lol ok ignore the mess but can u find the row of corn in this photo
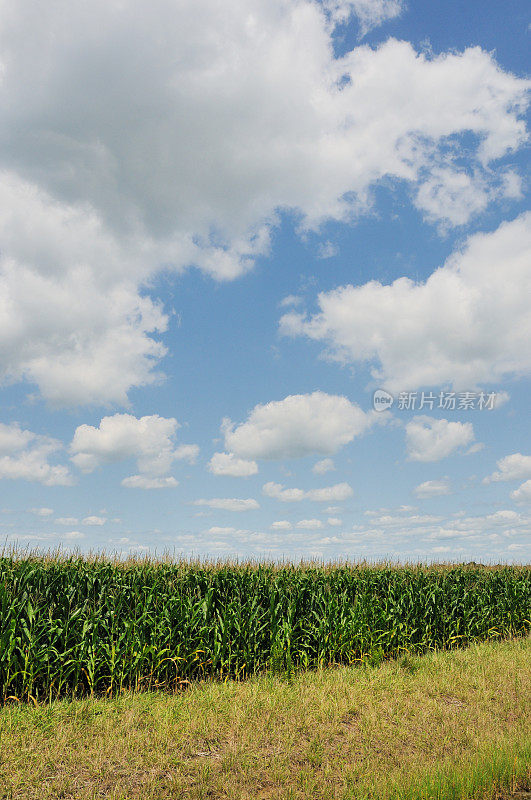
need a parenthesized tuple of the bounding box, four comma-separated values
(0, 556, 529, 702)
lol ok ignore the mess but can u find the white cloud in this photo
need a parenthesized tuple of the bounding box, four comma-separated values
(281, 214, 531, 391)
(323, 0, 405, 34)
(208, 452, 258, 477)
(327, 517, 343, 526)
(0, 174, 168, 407)
(207, 526, 237, 535)
(511, 480, 531, 504)
(194, 497, 260, 512)
(486, 510, 520, 524)
(279, 295, 303, 309)
(223, 392, 375, 460)
(270, 520, 293, 530)
(70, 414, 193, 486)
(0, 2, 527, 405)
(0, 422, 73, 486)
(174, 445, 200, 464)
(406, 417, 475, 462)
(263, 481, 353, 502)
(313, 458, 335, 475)
(414, 479, 451, 498)
(82, 515, 106, 526)
(413, 167, 520, 230)
(296, 519, 324, 529)
(316, 241, 339, 259)
(63, 531, 85, 540)
(29, 507, 53, 517)
(121, 475, 179, 489)
(0, 424, 35, 455)
(485, 453, 531, 483)
(466, 443, 485, 455)
(55, 517, 79, 526)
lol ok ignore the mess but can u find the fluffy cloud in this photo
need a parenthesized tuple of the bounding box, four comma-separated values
(511, 480, 531, 504)
(70, 414, 195, 486)
(323, 0, 405, 34)
(122, 475, 178, 489)
(207, 526, 237, 535)
(263, 481, 353, 502)
(313, 458, 335, 475)
(82, 516, 106, 526)
(29, 507, 54, 517)
(296, 519, 324, 529)
(0, 422, 73, 486)
(270, 520, 293, 530)
(223, 392, 375, 460)
(194, 497, 260, 512)
(406, 417, 475, 462)
(0, 1, 528, 405)
(485, 453, 531, 483)
(0, 174, 169, 406)
(208, 452, 258, 477)
(414, 479, 451, 498)
(327, 517, 343, 526)
(281, 214, 531, 391)
(174, 445, 200, 464)
(63, 531, 85, 540)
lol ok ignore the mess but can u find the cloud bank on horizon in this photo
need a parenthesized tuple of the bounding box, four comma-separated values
(0, 0, 529, 562)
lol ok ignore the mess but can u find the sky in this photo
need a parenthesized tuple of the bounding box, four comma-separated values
(0, 0, 530, 563)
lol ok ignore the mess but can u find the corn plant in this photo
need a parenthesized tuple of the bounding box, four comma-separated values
(0, 555, 529, 702)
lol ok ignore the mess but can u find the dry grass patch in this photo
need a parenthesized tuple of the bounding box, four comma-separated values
(0, 637, 529, 800)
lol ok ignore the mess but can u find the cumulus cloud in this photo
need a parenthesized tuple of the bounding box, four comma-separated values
(323, 0, 405, 34)
(485, 453, 531, 483)
(414, 479, 451, 498)
(174, 445, 200, 464)
(63, 531, 85, 540)
(0, 174, 169, 406)
(0, 422, 73, 486)
(0, 1, 527, 405)
(82, 516, 106, 526)
(194, 497, 260, 512)
(270, 520, 293, 530)
(313, 458, 335, 475)
(296, 519, 324, 529)
(406, 417, 475, 462)
(511, 480, 531, 504)
(207, 526, 237, 535)
(121, 475, 179, 489)
(281, 214, 531, 391)
(70, 414, 195, 486)
(327, 517, 343, 526)
(223, 392, 375, 460)
(29, 507, 54, 517)
(263, 481, 353, 502)
(208, 452, 258, 477)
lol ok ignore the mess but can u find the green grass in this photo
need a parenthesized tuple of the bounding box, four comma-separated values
(1, 554, 529, 702)
(0, 637, 529, 799)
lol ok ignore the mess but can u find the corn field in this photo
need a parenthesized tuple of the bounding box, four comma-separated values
(0, 555, 529, 702)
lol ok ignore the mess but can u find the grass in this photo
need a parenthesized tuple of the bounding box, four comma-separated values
(0, 636, 529, 799)
(1, 553, 529, 701)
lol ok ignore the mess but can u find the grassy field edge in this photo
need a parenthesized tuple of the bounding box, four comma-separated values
(1, 636, 530, 799)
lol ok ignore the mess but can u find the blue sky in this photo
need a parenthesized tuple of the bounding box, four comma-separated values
(0, 0, 529, 562)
